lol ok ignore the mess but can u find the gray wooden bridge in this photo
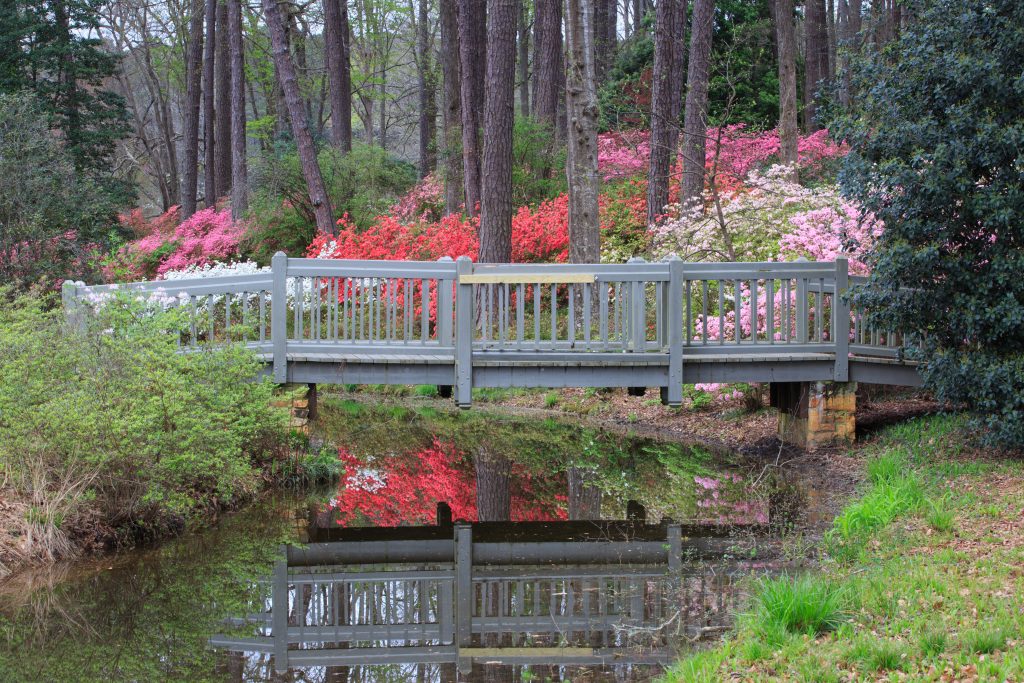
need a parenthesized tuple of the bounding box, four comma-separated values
(209, 520, 743, 676)
(64, 252, 920, 407)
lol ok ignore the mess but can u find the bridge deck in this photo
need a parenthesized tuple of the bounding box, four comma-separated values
(64, 253, 920, 406)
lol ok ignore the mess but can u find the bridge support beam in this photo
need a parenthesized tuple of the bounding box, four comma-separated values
(771, 381, 857, 449)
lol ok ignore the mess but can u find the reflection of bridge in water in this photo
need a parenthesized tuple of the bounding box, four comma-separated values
(211, 518, 750, 680)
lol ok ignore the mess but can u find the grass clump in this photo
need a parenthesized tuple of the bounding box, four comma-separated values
(845, 637, 908, 672)
(962, 628, 1007, 654)
(749, 575, 847, 638)
(924, 496, 956, 532)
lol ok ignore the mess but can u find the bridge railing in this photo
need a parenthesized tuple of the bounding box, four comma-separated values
(64, 254, 908, 395)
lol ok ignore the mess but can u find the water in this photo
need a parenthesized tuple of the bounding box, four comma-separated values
(0, 398, 805, 682)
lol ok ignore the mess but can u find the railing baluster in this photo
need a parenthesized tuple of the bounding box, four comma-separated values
(516, 283, 525, 349)
(599, 281, 609, 350)
(583, 282, 591, 350)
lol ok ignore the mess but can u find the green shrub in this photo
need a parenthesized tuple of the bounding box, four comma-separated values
(749, 575, 847, 638)
(244, 143, 417, 261)
(0, 293, 286, 558)
(833, 0, 1024, 447)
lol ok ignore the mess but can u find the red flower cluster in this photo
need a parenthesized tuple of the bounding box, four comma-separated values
(328, 439, 567, 526)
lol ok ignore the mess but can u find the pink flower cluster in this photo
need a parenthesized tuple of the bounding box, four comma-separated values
(106, 206, 247, 281)
(780, 204, 883, 275)
(693, 474, 768, 525)
(391, 173, 446, 222)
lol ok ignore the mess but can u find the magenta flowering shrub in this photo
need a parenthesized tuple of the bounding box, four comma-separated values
(596, 125, 847, 189)
(105, 206, 247, 281)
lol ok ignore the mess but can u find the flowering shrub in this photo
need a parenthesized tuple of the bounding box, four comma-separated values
(105, 206, 247, 281)
(391, 173, 446, 222)
(596, 126, 847, 193)
(653, 165, 882, 268)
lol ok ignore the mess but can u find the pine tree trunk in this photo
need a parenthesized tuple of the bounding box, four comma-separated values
(203, 0, 217, 205)
(215, 0, 232, 194)
(228, 0, 248, 219)
(181, 0, 205, 220)
(679, 0, 715, 208)
(474, 449, 511, 521)
(458, 0, 485, 215)
(416, 0, 436, 177)
(531, 0, 562, 128)
(440, 0, 464, 215)
(775, 0, 798, 176)
(478, 0, 517, 264)
(517, 0, 530, 115)
(804, 0, 829, 131)
(264, 0, 335, 235)
(323, 0, 353, 152)
(646, 0, 686, 225)
(567, 467, 602, 519)
(564, 0, 600, 265)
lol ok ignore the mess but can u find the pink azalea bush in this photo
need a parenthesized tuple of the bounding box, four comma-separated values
(105, 206, 247, 281)
(596, 125, 847, 191)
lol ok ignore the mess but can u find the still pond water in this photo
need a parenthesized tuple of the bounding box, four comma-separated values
(0, 399, 809, 682)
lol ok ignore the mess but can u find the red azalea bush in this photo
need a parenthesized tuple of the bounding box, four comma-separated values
(104, 205, 248, 281)
(327, 439, 567, 526)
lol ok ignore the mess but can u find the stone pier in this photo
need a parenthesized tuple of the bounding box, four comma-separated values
(770, 381, 857, 448)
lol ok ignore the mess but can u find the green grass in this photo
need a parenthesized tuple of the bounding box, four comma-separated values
(924, 496, 956, 532)
(412, 384, 439, 397)
(544, 391, 560, 408)
(663, 414, 1024, 682)
(748, 575, 847, 639)
(962, 628, 1007, 654)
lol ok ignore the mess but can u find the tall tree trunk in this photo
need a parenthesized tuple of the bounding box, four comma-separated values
(475, 449, 511, 521)
(803, 0, 829, 131)
(440, 0, 464, 214)
(323, 0, 353, 151)
(531, 0, 562, 128)
(594, 0, 617, 81)
(564, 0, 600, 264)
(215, 0, 232, 194)
(203, 0, 217, 205)
(679, 0, 714, 208)
(478, 0, 517, 263)
(228, 0, 248, 218)
(826, 0, 837, 81)
(416, 0, 437, 177)
(264, 0, 335, 235)
(774, 0, 798, 176)
(458, 0, 485, 215)
(646, 0, 686, 225)
(567, 467, 602, 519)
(517, 0, 530, 115)
(181, 0, 205, 220)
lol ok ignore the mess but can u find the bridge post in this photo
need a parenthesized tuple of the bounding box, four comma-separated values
(272, 552, 289, 672)
(436, 257, 455, 398)
(663, 254, 684, 406)
(61, 280, 84, 332)
(771, 381, 857, 448)
(271, 251, 288, 383)
(834, 256, 850, 382)
(454, 523, 473, 651)
(454, 256, 474, 408)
